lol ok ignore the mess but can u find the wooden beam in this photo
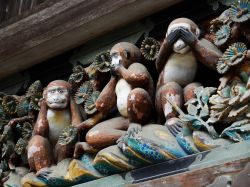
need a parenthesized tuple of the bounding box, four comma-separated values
(75, 141, 250, 187)
(0, 0, 182, 80)
(129, 158, 249, 187)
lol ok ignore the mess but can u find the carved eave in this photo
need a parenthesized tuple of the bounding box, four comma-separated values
(0, 0, 182, 80)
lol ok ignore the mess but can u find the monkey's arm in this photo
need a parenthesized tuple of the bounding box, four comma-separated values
(155, 39, 173, 72)
(155, 29, 180, 72)
(33, 100, 49, 137)
(76, 77, 117, 132)
(70, 97, 82, 126)
(7, 116, 34, 127)
(116, 63, 150, 87)
(180, 28, 221, 70)
(76, 111, 105, 131)
(95, 76, 117, 114)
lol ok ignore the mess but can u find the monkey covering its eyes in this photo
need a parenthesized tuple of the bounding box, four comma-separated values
(155, 18, 223, 124)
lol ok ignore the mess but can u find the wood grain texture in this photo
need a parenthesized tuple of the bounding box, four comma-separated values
(129, 158, 250, 187)
(0, 0, 182, 80)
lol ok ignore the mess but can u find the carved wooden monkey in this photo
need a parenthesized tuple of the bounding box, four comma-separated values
(74, 42, 154, 156)
(27, 80, 82, 171)
(155, 18, 222, 123)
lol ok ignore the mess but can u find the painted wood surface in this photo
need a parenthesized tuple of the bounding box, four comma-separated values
(74, 141, 250, 187)
(0, 0, 182, 80)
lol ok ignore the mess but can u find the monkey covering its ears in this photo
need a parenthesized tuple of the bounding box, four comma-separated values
(27, 80, 82, 171)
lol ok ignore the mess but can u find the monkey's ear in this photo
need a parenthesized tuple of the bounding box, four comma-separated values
(123, 49, 130, 59)
(195, 28, 200, 37)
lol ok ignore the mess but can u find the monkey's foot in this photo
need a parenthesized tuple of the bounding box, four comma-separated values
(74, 142, 99, 158)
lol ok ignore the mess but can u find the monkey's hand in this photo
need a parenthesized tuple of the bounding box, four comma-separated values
(180, 27, 197, 45)
(110, 62, 122, 77)
(126, 123, 142, 137)
(166, 28, 181, 46)
(76, 111, 105, 132)
(117, 123, 142, 150)
(110, 68, 118, 77)
(75, 120, 90, 132)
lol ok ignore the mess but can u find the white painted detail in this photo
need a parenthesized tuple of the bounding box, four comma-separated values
(88, 130, 99, 137)
(111, 55, 122, 66)
(115, 79, 132, 117)
(129, 94, 135, 101)
(167, 23, 191, 36)
(164, 94, 178, 117)
(28, 145, 40, 159)
(47, 109, 71, 146)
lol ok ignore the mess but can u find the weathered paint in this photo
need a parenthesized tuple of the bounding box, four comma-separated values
(73, 141, 250, 187)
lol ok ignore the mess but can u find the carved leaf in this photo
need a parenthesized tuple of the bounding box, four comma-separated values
(240, 89, 250, 103)
(209, 94, 230, 105)
(192, 120, 202, 130)
(179, 114, 196, 122)
(218, 86, 231, 98)
(201, 88, 211, 104)
(207, 117, 219, 124)
(194, 86, 203, 98)
(185, 98, 198, 106)
(211, 103, 227, 110)
(245, 109, 250, 118)
(228, 105, 248, 119)
(238, 123, 250, 132)
(208, 87, 217, 94)
(230, 119, 250, 128)
(187, 103, 198, 116)
(221, 120, 250, 141)
(199, 104, 209, 118)
(221, 131, 244, 141)
(229, 95, 240, 105)
(219, 106, 232, 119)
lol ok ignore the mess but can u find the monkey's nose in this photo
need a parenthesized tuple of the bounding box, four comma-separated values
(53, 98, 59, 102)
(111, 58, 121, 66)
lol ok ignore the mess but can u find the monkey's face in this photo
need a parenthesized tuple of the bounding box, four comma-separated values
(46, 86, 70, 109)
(110, 51, 122, 67)
(167, 23, 199, 54)
(110, 50, 131, 69)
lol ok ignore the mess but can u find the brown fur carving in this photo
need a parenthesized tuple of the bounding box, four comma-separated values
(27, 80, 82, 171)
(155, 18, 222, 123)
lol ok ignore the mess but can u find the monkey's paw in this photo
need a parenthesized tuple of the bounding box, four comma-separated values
(126, 123, 142, 137)
(167, 28, 181, 46)
(180, 27, 197, 45)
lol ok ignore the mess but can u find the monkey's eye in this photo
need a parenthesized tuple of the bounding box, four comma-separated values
(111, 52, 118, 58)
(58, 90, 64, 94)
(49, 90, 55, 93)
